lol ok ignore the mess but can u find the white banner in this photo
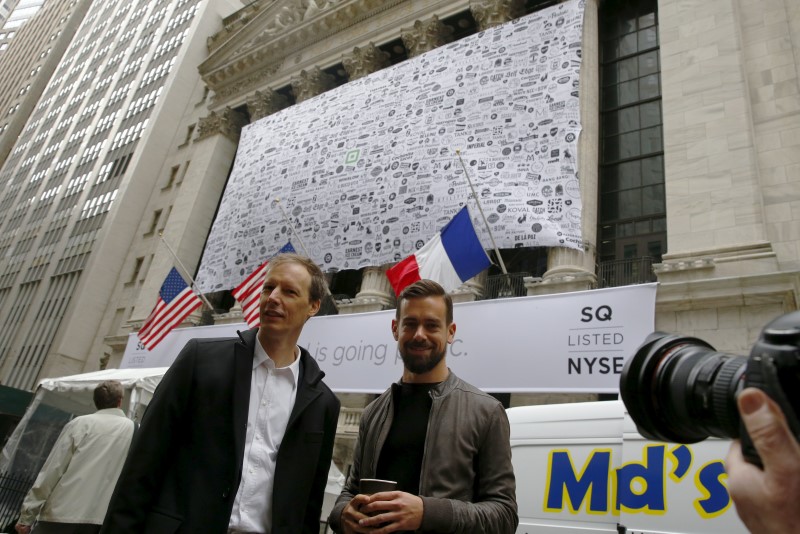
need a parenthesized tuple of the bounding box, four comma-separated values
(195, 0, 585, 292)
(122, 284, 657, 393)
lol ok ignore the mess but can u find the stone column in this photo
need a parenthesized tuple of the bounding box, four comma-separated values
(246, 89, 288, 122)
(342, 42, 391, 81)
(213, 301, 245, 325)
(654, 0, 781, 280)
(400, 16, 454, 58)
(164, 107, 248, 327)
(452, 271, 487, 303)
(195, 107, 248, 143)
(527, 0, 599, 296)
(290, 67, 336, 103)
(134, 107, 248, 330)
(470, 0, 525, 31)
(338, 265, 394, 314)
(199, 107, 247, 325)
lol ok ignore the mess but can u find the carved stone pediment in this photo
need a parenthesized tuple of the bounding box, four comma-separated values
(200, 0, 405, 105)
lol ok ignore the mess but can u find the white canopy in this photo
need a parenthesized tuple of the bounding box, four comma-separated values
(0, 367, 167, 475)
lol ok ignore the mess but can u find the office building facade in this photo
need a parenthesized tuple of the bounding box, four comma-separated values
(0, 0, 244, 388)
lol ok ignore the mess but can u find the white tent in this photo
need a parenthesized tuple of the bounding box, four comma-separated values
(0, 367, 167, 475)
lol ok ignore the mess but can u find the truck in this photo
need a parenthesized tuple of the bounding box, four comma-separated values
(508, 400, 748, 534)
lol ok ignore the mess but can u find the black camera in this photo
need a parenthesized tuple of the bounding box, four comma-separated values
(620, 310, 800, 466)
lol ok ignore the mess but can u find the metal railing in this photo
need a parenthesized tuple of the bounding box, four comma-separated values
(482, 273, 530, 300)
(0, 471, 34, 532)
(596, 257, 656, 288)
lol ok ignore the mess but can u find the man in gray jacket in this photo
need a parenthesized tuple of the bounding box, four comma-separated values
(329, 279, 517, 534)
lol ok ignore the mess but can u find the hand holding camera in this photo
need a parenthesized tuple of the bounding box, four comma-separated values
(620, 310, 800, 533)
(725, 387, 800, 534)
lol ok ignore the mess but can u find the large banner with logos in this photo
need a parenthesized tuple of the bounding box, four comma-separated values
(195, 0, 585, 292)
(121, 284, 656, 393)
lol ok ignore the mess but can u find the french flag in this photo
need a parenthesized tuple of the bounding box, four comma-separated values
(386, 206, 492, 295)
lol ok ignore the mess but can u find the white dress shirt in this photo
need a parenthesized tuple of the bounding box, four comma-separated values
(228, 342, 300, 534)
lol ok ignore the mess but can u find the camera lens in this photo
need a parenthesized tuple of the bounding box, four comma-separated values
(620, 332, 746, 443)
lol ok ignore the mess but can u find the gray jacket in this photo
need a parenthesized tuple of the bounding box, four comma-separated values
(329, 370, 518, 533)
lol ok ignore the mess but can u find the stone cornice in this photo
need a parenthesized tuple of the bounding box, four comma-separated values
(200, 0, 404, 101)
(207, 0, 270, 53)
(199, 0, 471, 108)
(655, 271, 800, 312)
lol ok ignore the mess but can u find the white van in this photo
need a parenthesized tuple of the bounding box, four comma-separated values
(507, 401, 747, 534)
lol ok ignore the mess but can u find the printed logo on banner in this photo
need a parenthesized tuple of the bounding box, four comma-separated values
(345, 149, 360, 165)
(565, 304, 626, 376)
(195, 0, 585, 291)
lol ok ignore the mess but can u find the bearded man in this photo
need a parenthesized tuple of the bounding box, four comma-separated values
(329, 279, 517, 534)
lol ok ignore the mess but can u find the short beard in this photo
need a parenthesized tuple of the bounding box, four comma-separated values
(400, 344, 446, 375)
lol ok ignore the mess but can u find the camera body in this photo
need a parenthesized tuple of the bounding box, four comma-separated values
(620, 310, 800, 466)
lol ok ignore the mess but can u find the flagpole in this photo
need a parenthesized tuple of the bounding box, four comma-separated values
(158, 233, 215, 311)
(272, 198, 312, 258)
(455, 149, 508, 275)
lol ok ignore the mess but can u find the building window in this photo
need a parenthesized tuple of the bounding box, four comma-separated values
(598, 0, 665, 266)
(129, 257, 144, 283)
(146, 209, 162, 235)
(164, 164, 179, 189)
(197, 85, 209, 106)
(182, 124, 195, 145)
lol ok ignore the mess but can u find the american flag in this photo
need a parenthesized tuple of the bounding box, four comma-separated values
(232, 241, 295, 328)
(138, 267, 203, 350)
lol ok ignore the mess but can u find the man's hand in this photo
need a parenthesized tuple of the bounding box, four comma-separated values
(14, 523, 31, 534)
(357, 491, 424, 533)
(340, 494, 374, 534)
(726, 387, 800, 534)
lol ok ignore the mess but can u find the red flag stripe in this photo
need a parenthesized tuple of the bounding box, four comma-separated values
(139, 288, 202, 349)
(233, 260, 269, 328)
(233, 262, 269, 297)
(139, 294, 200, 346)
(141, 290, 202, 343)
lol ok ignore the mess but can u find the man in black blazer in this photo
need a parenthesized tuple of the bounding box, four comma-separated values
(102, 253, 340, 534)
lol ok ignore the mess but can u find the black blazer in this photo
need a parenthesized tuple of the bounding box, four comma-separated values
(101, 328, 340, 534)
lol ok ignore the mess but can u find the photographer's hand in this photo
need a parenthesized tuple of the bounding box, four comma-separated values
(726, 387, 800, 534)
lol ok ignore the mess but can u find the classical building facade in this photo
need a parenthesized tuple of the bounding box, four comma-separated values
(0, 0, 797, 467)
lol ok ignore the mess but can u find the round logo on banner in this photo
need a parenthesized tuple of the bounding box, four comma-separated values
(564, 179, 581, 198)
(566, 208, 581, 224)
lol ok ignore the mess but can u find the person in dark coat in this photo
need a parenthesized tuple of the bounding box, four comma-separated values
(101, 253, 340, 534)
